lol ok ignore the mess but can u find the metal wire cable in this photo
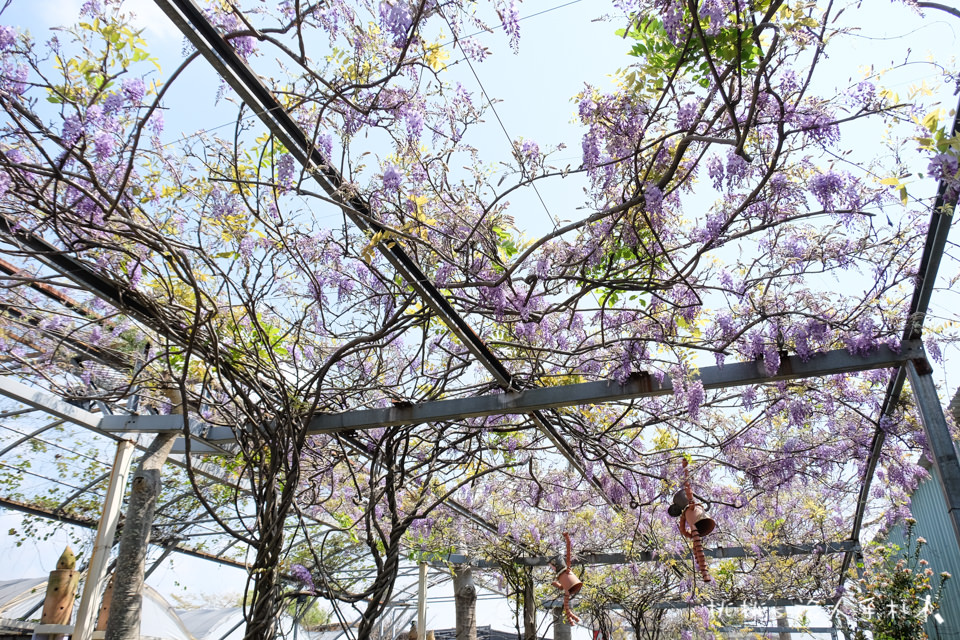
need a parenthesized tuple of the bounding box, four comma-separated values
(0, 460, 105, 495)
(438, 8, 560, 230)
(0, 422, 114, 466)
(146, 0, 586, 155)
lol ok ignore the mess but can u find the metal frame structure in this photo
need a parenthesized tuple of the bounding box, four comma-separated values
(144, 2, 960, 587)
(436, 541, 858, 569)
(99, 342, 924, 442)
(837, 94, 960, 580)
(1, 0, 960, 636)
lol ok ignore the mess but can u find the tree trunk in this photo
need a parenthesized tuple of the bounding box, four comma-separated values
(453, 565, 476, 640)
(522, 569, 536, 640)
(104, 431, 177, 640)
(105, 390, 181, 640)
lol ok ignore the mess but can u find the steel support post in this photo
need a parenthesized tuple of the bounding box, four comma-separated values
(905, 358, 960, 551)
(417, 562, 428, 640)
(73, 439, 136, 640)
(776, 606, 790, 640)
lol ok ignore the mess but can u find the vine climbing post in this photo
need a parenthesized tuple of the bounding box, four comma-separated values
(417, 561, 428, 640)
(39, 546, 80, 640)
(522, 568, 536, 640)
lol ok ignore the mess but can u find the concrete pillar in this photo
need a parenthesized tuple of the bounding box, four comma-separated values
(776, 607, 790, 640)
(553, 608, 571, 640)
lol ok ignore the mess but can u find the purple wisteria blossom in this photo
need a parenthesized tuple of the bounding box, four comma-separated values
(645, 184, 663, 214)
(459, 37, 488, 62)
(121, 78, 146, 104)
(380, 0, 412, 45)
(271, 157, 292, 193)
(382, 163, 402, 190)
(290, 564, 315, 593)
(725, 151, 749, 186)
(0, 26, 17, 50)
(809, 171, 844, 210)
(699, 0, 729, 34)
(928, 151, 959, 182)
(707, 155, 724, 189)
(660, 0, 687, 44)
(519, 138, 539, 161)
(677, 100, 698, 130)
(497, 0, 521, 52)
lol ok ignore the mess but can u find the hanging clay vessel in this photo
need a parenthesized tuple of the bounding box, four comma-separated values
(552, 567, 582, 597)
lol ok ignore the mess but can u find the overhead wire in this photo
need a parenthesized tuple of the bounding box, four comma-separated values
(0, 422, 115, 466)
(145, 0, 587, 155)
(438, 7, 560, 230)
(0, 460, 106, 495)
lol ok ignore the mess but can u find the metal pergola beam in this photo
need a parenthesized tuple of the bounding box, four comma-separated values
(714, 627, 836, 634)
(91, 413, 230, 454)
(306, 343, 919, 432)
(842, 95, 960, 580)
(0, 376, 101, 428)
(653, 598, 838, 610)
(99, 343, 920, 443)
(0, 375, 244, 490)
(540, 597, 839, 610)
(0, 375, 274, 568)
(437, 540, 857, 569)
